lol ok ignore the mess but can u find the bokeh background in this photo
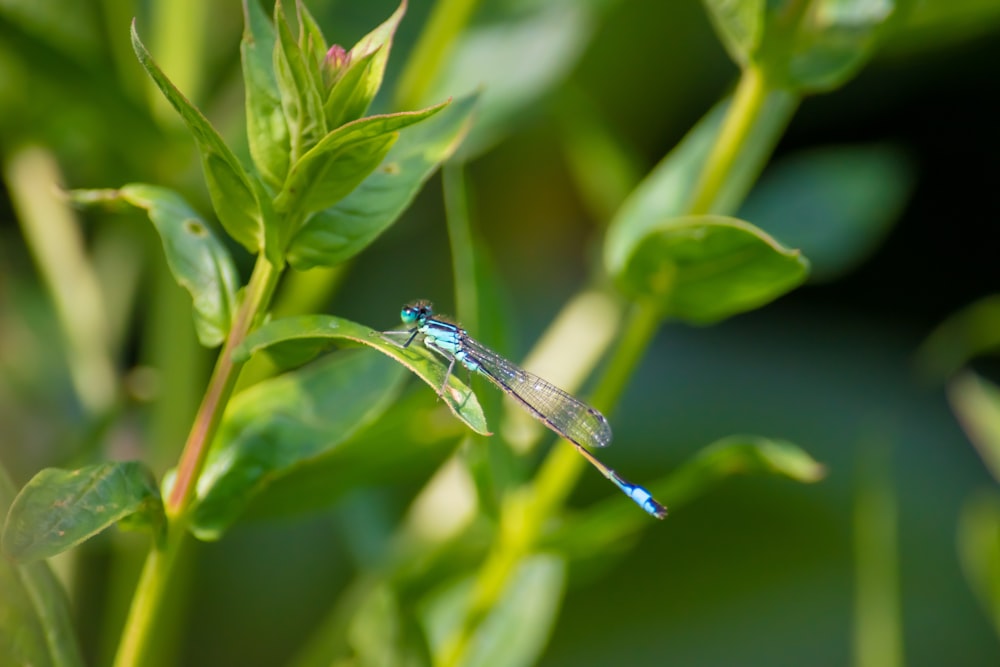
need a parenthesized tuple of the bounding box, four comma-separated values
(3, 0, 1000, 665)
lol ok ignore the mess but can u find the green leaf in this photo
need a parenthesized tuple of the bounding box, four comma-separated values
(739, 144, 914, 283)
(957, 492, 1000, 639)
(274, 0, 327, 162)
(276, 103, 450, 222)
(131, 21, 272, 257)
(916, 296, 1000, 382)
(757, 0, 901, 92)
(421, 555, 566, 667)
(235, 314, 489, 435)
(947, 372, 1000, 483)
(617, 214, 809, 323)
(242, 388, 463, 522)
(190, 349, 407, 540)
(547, 435, 825, 555)
(0, 465, 85, 667)
(73, 185, 240, 347)
(241, 0, 289, 189)
(604, 91, 797, 280)
(323, 50, 383, 131)
(2, 462, 165, 563)
(295, 0, 328, 77)
(324, 1, 406, 129)
(702, 0, 766, 66)
(288, 94, 478, 269)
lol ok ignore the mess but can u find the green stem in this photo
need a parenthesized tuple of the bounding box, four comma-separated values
(532, 298, 662, 513)
(688, 64, 768, 215)
(111, 526, 184, 667)
(165, 255, 279, 516)
(113, 255, 280, 667)
(438, 64, 779, 667)
(442, 161, 478, 329)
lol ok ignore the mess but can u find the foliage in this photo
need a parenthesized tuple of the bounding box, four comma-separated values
(1, 0, 997, 665)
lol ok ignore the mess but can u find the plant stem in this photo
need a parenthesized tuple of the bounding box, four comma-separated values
(113, 255, 280, 667)
(437, 63, 778, 666)
(442, 161, 478, 329)
(688, 63, 768, 216)
(165, 255, 279, 516)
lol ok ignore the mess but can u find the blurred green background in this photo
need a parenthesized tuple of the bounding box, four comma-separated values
(3, 0, 1000, 665)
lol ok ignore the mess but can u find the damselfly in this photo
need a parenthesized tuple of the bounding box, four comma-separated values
(383, 301, 667, 519)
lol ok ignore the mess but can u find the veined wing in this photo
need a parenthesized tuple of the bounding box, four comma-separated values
(461, 336, 612, 449)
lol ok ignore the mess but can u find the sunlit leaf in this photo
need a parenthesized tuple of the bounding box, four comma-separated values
(275, 103, 448, 222)
(947, 372, 1000, 483)
(241, 0, 289, 189)
(131, 21, 273, 257)
(288, 94, 478, 269)
(2, 462, 165, 563)
(740, 144, 914, 282)
(323, 0, 406, 129)
(421, 555, 565, 667)
(274, 0, 327, 160)
(295, 0, 328, 84)
(617, 214, 809, 323)
(72, 185, 239, 347)
(234, 314, 489, 435)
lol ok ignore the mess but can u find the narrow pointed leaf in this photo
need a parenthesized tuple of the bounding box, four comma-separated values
(242, 0, 289, 189)
(324, 49, 383, 130)
(618, 214, 809, 323)
(190, 350, 407, 540)
(274, 0, 327, 160)
(276, 103, 449, 220)
(289, 94, 478, 269)
(296, 0, 328, 83)
(324, 0, 406, 129)
(234, 314, 489, 435)
(73, 185, 239, 347)
(2, 462, 165, 563)
(0, 465, 85, 667)
(131, 21, 270, 256)
(547, 435, 824, 554)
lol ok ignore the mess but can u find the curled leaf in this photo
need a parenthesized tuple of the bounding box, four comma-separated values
(617, 214, 809, 323)
(235, 314, 488, 435)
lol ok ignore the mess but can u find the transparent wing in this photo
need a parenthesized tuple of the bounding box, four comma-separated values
(462, 336, 612, 449)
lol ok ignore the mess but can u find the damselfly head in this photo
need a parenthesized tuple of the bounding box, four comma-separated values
(401, 301, 434, 324)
